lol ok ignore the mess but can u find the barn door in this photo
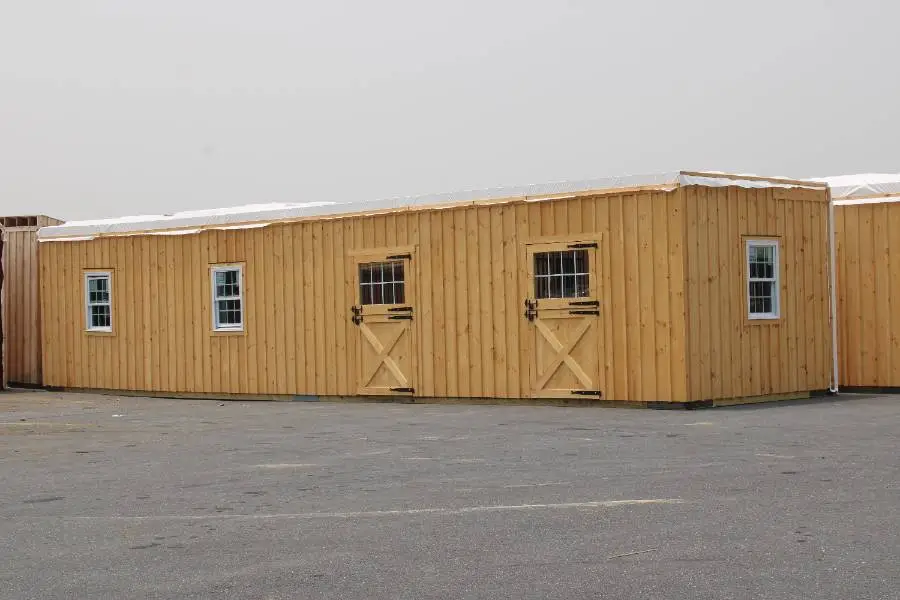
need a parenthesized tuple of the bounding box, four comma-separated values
(351, 251, 416, 396)
(524, 241, 602, 399)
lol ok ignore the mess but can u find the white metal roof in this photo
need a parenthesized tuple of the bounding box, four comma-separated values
(817, 173, 900, 205)
(38, 170, 825, 241)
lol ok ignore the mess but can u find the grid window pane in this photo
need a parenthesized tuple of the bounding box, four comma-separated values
(747, 242, 778, 318)
(359, 261, 406, 305)
(533, 250, 590, 299)
(86, 274, 112, 330)
(213, 267, 243, 329)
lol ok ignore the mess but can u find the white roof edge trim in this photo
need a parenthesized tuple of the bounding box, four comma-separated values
(834, 195, 900, 206)
(38, 170, 824, 241)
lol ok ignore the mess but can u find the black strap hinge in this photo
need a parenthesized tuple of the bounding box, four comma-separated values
(386, 253, 412, 260)
(569, 310, 600, 316)
(388, 315, 413, 320)
(569, 300, 599, 307)
(571, 390, 602, 397)
(387, 306, 413, 312)
(390, 387, 414, 393)
(568, 242, 598, 249)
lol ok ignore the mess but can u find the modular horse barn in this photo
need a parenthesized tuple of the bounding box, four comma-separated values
(37, 171, 835, 406)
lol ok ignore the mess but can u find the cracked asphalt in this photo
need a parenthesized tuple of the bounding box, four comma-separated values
(1, 391, 898, 599)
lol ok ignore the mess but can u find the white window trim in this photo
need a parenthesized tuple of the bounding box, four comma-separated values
(746, 239, 780, 320)
(211, 264, 244, 332)
(84, 271, 113, 332)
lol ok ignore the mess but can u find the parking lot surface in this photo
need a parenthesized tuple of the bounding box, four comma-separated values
(1, 391, 898, 599)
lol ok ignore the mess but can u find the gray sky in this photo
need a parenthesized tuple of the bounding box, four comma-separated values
(2, 0, 899, 221)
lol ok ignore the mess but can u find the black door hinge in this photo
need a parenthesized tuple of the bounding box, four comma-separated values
(568, 242, 598, 249)
(569, 310, 600, 316)
(571, 390, 602, 397)
(386, 253, 412, 260)
(389, 315, 413, 320)
(388, 306, 413, 312)
(390, 387, 414, 393)
(569, 300, 599, 306)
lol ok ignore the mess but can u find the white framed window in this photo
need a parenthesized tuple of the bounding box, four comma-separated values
(211, 265, 244, 331)
(84, 271, 112, 332)
(746, 239, 780, 320)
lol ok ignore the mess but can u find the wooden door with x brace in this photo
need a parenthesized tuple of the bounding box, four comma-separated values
(350, 250, 417, 396)
(524, 240, 603, 399)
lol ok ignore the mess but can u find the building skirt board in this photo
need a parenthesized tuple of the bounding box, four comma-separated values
(41, 386, 833, 410)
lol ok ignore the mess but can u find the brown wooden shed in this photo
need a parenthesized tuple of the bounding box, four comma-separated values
(827, 174, 900, 390)
(37, 171, 835, 406)
(2, 215, 64, 386)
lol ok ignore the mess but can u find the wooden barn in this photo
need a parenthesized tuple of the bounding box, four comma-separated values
(2, 215, 64, 387)
(826, 174, 900, 390)
(37, 171, 835, 406)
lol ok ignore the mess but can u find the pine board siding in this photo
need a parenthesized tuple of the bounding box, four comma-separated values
(683, 186, 832, 400)
(835, 201, 900, 388)
(40, 184, 831, 403)
(3, 215, 63, 385)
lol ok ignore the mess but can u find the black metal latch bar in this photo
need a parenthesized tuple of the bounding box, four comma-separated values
(568, 242, 598, 249)
(571, 390, 602, 397)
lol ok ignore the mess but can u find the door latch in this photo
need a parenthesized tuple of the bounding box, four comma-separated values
(524, 299, 537, 322)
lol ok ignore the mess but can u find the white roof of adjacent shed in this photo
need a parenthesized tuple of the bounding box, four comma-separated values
(38, 170, 825, 241)
(817, 173, 900, 204)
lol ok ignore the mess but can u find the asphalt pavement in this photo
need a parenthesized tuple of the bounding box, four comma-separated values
(1, 391, 898, 599)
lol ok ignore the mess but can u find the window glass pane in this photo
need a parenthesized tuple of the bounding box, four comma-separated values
(575, 274, 589, 297)
(549, 275, 562, 298)
(563, 274, 576, 298)
(359, 260, 405, 305)
(562, 252, 576, 275)
(574, 250, 587, 274)
(532, 250, 591, 300)
(535, 254, 550, 277)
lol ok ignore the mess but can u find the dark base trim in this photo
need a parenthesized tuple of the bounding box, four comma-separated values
(24, 387, 838, 410)
(7, 382, 47, 390)
(836, 386, 900, 394)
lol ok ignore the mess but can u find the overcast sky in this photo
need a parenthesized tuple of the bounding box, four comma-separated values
(2, 1, 898, 221)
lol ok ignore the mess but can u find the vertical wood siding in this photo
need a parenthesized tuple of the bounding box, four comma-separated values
(835, 202, 900, 387)
(40, 191, 695, 401)
(683, 186, 832, 399)
(40, 187, 830, 402)
(5, 226, 52, 384)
